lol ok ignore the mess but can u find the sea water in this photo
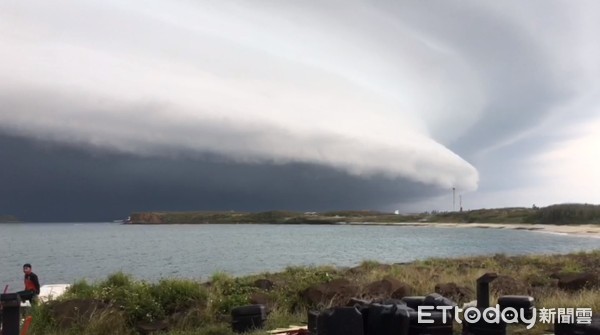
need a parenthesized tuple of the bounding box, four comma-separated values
(0, 222, 598, 290)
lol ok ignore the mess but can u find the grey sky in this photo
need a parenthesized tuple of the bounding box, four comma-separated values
(1, 1, 599, 220)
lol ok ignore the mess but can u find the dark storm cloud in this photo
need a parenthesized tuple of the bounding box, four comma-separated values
(0, 0, 484, 197)
(1, 0, 599, 218)
(0, 86, 477, 189)
(0, 133, 441, 221)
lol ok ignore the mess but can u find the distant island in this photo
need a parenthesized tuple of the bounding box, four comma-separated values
(127, 203, 600, 225)
(0, 215, 19, 223)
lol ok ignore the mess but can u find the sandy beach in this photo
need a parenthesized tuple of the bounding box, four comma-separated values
(347, 222, 600, 238)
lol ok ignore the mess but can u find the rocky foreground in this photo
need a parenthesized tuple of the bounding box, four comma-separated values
(27, 250, 600, 335)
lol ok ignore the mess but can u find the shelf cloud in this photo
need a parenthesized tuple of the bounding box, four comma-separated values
(1, 1, 599, 220)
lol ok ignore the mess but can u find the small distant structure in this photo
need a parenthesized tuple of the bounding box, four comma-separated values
(394, 210, 400, 215)
(304, 212, 318, 216)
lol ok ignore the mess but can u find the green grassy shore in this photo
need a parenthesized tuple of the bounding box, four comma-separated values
(127, 203, 600, 225)
(0, 215, 19, 223)
(27, 250, 600, 335)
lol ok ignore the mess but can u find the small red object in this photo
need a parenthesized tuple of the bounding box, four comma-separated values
(21, 316, 33, 335)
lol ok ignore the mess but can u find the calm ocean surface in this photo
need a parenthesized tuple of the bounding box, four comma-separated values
(0, 223, 598, 290)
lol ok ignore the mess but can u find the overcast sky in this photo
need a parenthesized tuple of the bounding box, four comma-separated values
(1, 1, 599, 221)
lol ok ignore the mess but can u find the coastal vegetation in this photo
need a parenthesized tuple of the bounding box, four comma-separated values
(128, 203, 600, 225)
(27, 250, 600, 335)
(529, 204, 600, 224)
(0, 214, 19, 223)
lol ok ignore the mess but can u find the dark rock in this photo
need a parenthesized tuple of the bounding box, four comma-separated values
(435, 283, 458, 295)
(364, 277, 411, 300)
(556, 272, 598, 291)
(391, 284, 413, 299)
(434, 282, 474, 301)
(549, 270, 564, 279)
(527, 274, 552, 287)
(364, 278, 401, 296)
(249, 292, 273, 310)
(253, 279, 274, 291)
(490, 275, 528, 295)
(301, 278, 359, 307)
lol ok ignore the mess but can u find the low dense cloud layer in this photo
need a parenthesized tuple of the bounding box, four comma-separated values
(0, 133, 443, 221)
(1, 1, 599, 220)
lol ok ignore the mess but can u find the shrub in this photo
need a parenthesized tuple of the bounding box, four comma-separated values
(206, 272, 258, 316)
(150, 279, 208, 315)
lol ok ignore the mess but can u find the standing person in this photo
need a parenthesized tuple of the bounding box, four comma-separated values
(17, 263, 40, 303)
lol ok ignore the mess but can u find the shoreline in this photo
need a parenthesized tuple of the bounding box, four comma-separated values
(345, 221, 600, 238)
(125, 220, 600, 238)
(26, 250, 600, 335)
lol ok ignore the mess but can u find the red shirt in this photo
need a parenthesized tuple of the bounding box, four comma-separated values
(24, 272, 40, 294)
